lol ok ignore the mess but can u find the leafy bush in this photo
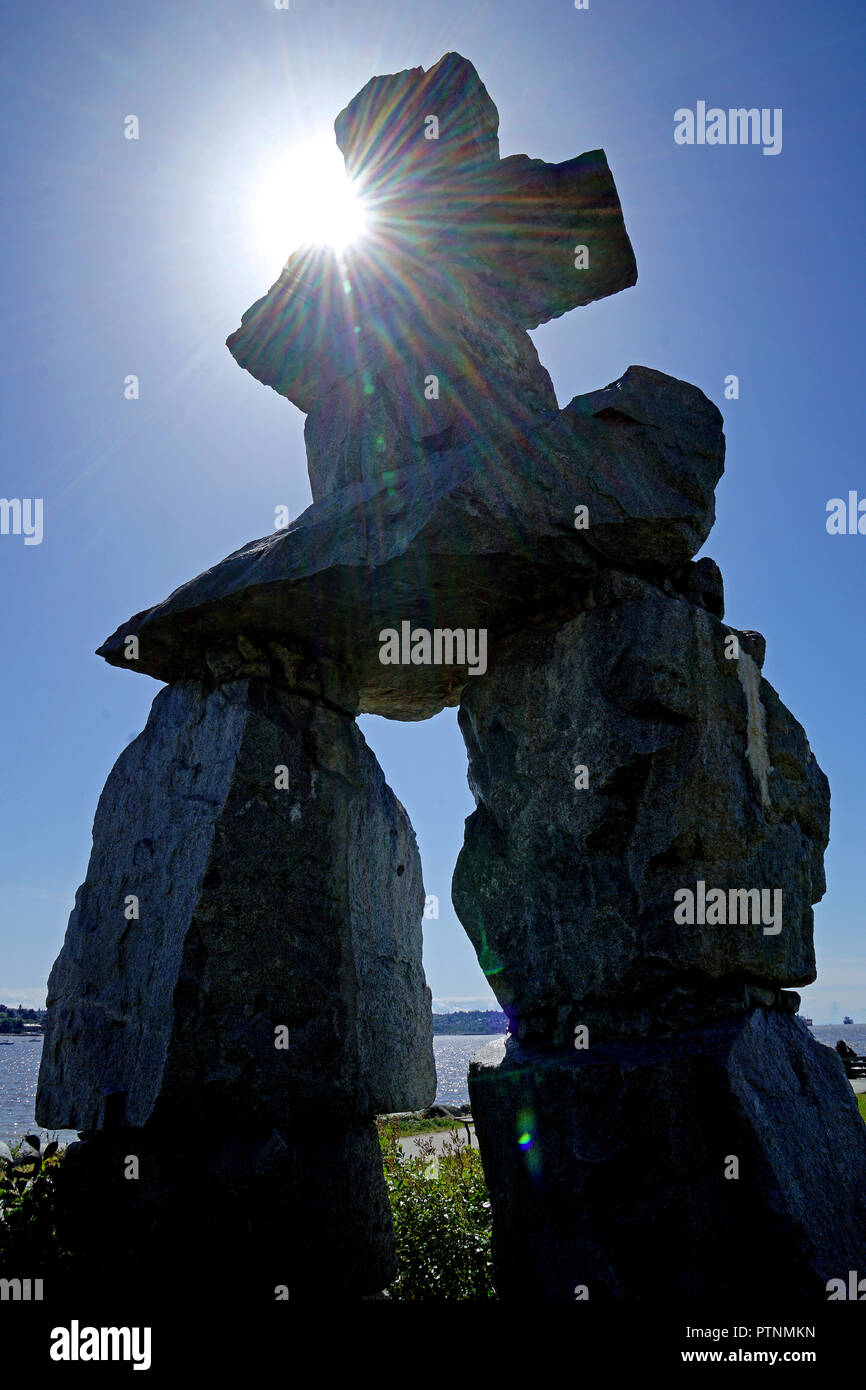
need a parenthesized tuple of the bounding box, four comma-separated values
(379, 1119, 496, 1300)
(0, 1124, 499, 1298)
(0, 1133, 71, 1272)
(389, 1115, 461, 1137)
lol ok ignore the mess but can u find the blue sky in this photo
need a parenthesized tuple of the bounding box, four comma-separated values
(0, 0, 863, 1021)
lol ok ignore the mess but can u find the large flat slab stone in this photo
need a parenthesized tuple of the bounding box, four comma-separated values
(97, 367, 724, 720)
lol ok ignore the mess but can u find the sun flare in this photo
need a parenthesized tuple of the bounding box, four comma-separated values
(250, 138, 369, 273)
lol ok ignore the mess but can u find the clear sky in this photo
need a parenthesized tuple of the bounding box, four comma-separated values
(1, 0, 863, 1021)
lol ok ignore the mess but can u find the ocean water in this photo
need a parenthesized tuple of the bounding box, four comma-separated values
(810, 1023, 866, 1055)
(0, 1035, 79, 1149)
(1, 1025, 862, 1145)
(432, 1034, 506, 1105)
(0, 1033, 506, 1143)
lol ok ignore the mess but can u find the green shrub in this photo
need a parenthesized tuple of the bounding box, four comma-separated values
(0, 1134, 71, 1273)
(1, 1124, 498, 1298)
(388, 1115, 461, 1137)
(378, 1119, 496, 1300)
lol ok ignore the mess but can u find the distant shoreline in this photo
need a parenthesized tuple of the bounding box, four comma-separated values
(431, 1017, 861, 1034)
(433, 1010, 507, 1035)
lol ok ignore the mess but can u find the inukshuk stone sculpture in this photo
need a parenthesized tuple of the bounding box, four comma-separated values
(40, 52, 866, 1303)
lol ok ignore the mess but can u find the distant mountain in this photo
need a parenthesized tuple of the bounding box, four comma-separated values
(432, 1009, 508, 1035)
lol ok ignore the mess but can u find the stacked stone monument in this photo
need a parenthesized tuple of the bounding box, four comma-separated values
(39, 52, 866, 1302)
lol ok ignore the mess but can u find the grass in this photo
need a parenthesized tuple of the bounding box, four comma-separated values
(386, 1115, 467, 1137)
(857, 1094, 866, 1124)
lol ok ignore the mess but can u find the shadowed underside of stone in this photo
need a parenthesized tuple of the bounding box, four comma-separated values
(96, 366, 724, 719)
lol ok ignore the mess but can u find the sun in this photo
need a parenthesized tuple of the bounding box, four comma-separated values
(250, 137, 369, 273)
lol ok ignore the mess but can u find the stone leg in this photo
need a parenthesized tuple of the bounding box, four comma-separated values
(38, 677, 435, 1295)
(52, 1117, 395, 1300)
(452, 571, 865, 1299)
(470, 1017, 866, 1302)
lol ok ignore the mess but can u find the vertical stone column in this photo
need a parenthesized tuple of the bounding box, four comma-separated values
(453, 570, 866, 1300)
(38, 677, 435, 1298)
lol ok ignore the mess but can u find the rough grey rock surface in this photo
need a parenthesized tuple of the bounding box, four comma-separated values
(96, 367, 724, 719)
(452, 571, 829, 1042)
(298, 266, 560, 503)
(37, 678, 435, 1131)
(228, 53, 637, 503)
(333, 54, 637, 328)
(469, 1014, 866, 1301)
(335, 52, 501, 189)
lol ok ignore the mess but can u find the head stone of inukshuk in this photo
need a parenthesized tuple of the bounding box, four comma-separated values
(227, 52, 637, 502)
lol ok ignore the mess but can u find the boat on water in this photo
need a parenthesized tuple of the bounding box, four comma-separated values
(798, 1016, 813, 1027)
(843, 1015, 854, 1025)
(0, 1039, 14, 1045)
